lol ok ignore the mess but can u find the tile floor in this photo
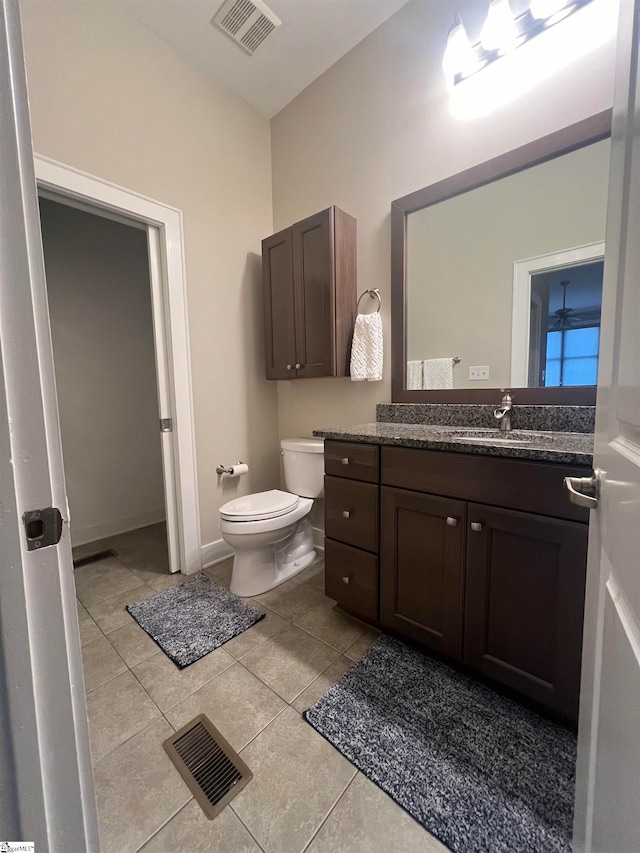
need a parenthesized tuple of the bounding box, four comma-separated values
(74, 524, 446, 853)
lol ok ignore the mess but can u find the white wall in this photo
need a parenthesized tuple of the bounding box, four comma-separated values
(406, 140, 609, 389)
(20, 0, 279, 554)
(40, 198, 165, 544)
(271, 0, 617, 437)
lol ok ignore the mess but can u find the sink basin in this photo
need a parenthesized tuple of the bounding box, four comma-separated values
(447, 429, 563, 447)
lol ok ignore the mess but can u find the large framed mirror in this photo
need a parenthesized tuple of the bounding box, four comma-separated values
(391, 110, 612, 404)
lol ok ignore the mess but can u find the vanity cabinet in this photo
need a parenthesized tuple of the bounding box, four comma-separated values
(262, 207, 356, 380)
(324, 439, 590, 721)
(379, 487, 466, 658)
(463, 503, 588, 719)
(324, 441, 380, 621)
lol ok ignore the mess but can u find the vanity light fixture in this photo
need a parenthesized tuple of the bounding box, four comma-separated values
(443, 0, 596, 89)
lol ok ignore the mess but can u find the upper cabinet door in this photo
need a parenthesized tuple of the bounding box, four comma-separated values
(262, 227, 297, 379)
(292, 209, 334, 378)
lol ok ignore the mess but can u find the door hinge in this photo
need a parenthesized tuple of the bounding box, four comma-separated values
(22, 507, 63, 551)
(160, 418, 173, 433)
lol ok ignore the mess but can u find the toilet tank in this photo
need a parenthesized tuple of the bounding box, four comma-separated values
(281, 438, 325, 499)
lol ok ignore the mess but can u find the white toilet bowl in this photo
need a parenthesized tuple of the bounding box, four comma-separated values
(219, 438, 324, 597)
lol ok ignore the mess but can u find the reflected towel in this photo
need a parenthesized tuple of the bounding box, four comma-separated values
(350, 312, 383, 381)
(423, 358, 454, 390)
(407, 360, 423, 389)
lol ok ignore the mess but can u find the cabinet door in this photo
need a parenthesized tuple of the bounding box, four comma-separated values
(262, 227, 296, 379)
(464, 503, 588, 720)
(293, 209, 334, 377)
(380, 486, 466, 658)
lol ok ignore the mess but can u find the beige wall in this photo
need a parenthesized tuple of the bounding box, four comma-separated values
(20, 1, 278, 550)
(271, 0, 616, 436)
(41, 199, 166, 545)
(407, 139, 609, 389)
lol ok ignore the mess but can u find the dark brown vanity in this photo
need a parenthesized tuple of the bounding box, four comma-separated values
(322, 435, 590, 722)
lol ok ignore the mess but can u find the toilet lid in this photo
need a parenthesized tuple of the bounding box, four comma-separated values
(219, 489, 299, 522)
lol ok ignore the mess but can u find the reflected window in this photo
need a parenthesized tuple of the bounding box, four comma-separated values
(546, 326, 600, 387)
(529, 260, 603, 388)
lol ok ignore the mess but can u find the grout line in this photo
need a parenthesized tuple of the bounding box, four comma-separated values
(92, 714, 166, 770)
(229, 802, 268, 853)
(301, 771, 359, 853)
(132, 797, 195, 853)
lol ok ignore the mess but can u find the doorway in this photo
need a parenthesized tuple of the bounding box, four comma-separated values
(39, 197, 168, 562)
(35, 155, 201, 576)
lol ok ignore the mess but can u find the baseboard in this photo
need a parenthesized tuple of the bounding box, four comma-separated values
(313, 526, 325, 552)
(72, 508, 166, 547)
(201, 538, 234, 570)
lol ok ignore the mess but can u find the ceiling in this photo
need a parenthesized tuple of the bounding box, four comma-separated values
(118, 0, 409, 117)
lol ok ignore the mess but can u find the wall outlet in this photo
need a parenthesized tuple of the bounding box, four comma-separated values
(469, 365, 490, 381)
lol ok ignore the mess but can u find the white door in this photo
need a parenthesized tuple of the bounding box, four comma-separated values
(0, 0, 98, 849)
(572, 1, 640, 850)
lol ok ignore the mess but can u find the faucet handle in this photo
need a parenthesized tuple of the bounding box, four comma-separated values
(500, 388, 513, 404)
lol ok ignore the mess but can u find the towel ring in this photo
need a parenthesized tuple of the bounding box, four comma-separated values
(356, 288, 381, 314)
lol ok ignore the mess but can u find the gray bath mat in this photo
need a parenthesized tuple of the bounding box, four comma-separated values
(304, 634, 576, 853)
(127, 573, 264, 668)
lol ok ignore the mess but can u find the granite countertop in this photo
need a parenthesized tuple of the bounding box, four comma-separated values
(313, 422, 594, 466)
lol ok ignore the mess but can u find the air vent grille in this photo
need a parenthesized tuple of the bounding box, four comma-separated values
(220, 0, 254, 35)
(164, 714, 252, 819)
(212, 0, 281, 55)
(241, 15, 276, 52)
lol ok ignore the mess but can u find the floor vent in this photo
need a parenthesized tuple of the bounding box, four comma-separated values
(212, 0, 281, 55)
(73, 549, 117, 569)
(163, 714, 252, 819)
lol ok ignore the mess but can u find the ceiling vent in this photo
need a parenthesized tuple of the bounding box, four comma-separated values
(212, 0, 281, 55)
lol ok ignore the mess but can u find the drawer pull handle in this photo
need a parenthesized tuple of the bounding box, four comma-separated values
(471, 522, 483, 532)
(341, 457, 350, 465)
(342, 576, 351, 584)
(342, 510, 351, 519)
(446, 516, 457, 527)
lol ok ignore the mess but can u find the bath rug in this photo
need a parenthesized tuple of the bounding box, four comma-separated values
(304, 634, 576, 853)
(127, 573, 264, 668)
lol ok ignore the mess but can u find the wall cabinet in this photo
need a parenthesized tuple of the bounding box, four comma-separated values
(324, 439, 590, 721)
(262, 207, 356, 379)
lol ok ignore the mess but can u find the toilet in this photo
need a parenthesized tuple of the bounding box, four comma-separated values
(219, 438, 324, 597)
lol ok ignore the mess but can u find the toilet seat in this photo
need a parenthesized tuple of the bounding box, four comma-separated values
(219, 489, 299, 522)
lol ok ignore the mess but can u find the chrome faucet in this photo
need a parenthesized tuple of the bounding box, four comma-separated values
(494, 389, 513, 432)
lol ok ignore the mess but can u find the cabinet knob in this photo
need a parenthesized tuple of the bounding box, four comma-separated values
(342, 510, 350, 519)
(286, 364, 292, 370)
(341, 457, 350, 465)
(295, 363, 302, 369)
(446, 517, 457, 527)
(342, 576, 351, 584)
(471, 522, 483, 532)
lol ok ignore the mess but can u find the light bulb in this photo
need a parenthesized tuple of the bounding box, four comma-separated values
(480, 0, 518, 53)
(442, 15, 477, 87)
(529, 0, 573, 20)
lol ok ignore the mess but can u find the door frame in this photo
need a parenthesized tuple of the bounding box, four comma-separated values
(35, 156, 201, 574)
(510, 242, 605, 387)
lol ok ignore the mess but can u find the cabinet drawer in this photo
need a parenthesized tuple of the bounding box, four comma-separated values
(325, 539, 378, 622)
(382, 446, 590, 523)
(325, 440, 379, 483)
(325, 476, 379, 552)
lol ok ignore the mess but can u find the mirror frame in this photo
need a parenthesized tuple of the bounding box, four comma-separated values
(391, 110, 612, 404)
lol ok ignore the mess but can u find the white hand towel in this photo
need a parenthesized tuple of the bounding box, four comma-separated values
(350, 312, 383, 382)
(407, 360, 423, 389)
(422, 358, 454, 390)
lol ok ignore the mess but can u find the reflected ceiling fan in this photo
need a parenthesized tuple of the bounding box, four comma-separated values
(550, 280, 582, 331)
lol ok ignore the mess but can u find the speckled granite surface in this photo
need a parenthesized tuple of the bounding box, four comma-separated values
(376, 404, 595, 434)
(313, 422, 593, 466)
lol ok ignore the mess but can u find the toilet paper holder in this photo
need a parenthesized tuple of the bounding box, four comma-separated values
(216, 462, 246, 475)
